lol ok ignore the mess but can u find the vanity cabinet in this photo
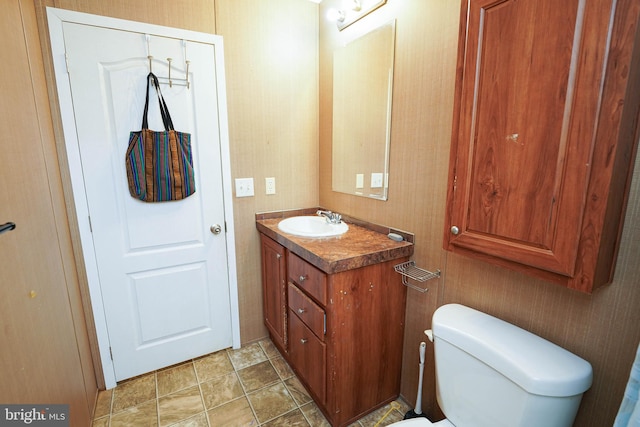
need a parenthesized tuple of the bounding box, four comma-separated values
(444, 0, 640, 293)
(259, 233, 409, 427)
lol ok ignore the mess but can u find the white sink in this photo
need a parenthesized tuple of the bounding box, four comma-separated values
(278, 216, 348, 237)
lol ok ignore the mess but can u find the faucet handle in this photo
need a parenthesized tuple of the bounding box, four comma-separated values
(316, 210, 342, 224)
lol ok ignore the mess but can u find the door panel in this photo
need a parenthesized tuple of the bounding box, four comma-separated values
(61, 22, 233, 381)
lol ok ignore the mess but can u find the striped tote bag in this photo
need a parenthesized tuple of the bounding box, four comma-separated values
(126, 72, 196, 202)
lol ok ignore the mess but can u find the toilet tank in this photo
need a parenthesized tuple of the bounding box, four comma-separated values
(431, 304, 592, 427)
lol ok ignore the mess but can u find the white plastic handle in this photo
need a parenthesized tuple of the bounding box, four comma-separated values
(424, 329, 434, 342)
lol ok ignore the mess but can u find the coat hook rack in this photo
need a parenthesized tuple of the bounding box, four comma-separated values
(144, 34, 190, 89)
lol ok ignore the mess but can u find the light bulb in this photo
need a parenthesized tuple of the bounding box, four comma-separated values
(327, 8, 346, 22)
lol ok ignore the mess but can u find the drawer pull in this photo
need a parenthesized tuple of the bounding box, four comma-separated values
(300, 338, 308, 344)
(297, 308, 306, 314)
(299, 275, 307, 282)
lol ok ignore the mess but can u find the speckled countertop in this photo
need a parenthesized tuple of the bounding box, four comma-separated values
(255, 208, 414, 274)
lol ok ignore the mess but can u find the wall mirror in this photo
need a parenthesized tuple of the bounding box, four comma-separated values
(332, 20, 395, 200)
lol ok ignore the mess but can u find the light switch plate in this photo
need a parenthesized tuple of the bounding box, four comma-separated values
(356, 174, 364, 189)
(235, 178, 254, 197)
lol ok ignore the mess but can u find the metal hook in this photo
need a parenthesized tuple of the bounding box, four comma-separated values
(185, 61, 191, 89)
(145, 34, 153, 73)
(183, 40, 191, 89)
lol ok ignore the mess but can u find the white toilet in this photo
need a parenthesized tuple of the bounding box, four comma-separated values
(391, 304, 593, 427)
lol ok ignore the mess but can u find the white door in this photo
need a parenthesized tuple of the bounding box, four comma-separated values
(48, 9, 240, 385)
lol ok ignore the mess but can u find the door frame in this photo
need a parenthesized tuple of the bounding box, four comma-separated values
(46, 7, 241, 389)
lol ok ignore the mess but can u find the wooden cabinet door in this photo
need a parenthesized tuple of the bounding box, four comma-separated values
(445, 0, 616, 277)
(260, 235, 287, 352)
(288, 310, 326, 403)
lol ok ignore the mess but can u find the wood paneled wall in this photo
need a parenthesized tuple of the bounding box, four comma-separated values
(2, 1, 97, 423)
(319, 1, 640, 426)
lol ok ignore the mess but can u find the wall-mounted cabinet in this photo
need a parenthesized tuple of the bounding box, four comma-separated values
(444, 0, 640, 293)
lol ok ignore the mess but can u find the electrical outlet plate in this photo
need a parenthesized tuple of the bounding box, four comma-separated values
(265, 177, 276, 195)
(235, 178, 254, 197)
(371, 172, 383, 188)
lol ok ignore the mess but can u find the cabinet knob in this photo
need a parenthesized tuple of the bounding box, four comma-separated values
(300, 338, 308, 344)
(297, 308, 306, 314)
(450, 226, 460, 235)
(299, 275, 307, 282)
(276, 253, 281, 259)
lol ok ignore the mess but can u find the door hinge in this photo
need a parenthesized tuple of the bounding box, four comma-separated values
(224, 221, 227, 233)
(109, 347, 113, 360)
(64, 52, 70, 74)
(88, 216, 92, 233)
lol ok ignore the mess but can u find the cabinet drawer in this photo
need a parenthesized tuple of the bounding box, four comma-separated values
(288, 252, 326, 305)
(288, 283, 325, 340)
(288, 310, 326, 403)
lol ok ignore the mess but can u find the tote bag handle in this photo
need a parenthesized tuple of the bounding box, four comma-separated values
(141, 72, 175, 131)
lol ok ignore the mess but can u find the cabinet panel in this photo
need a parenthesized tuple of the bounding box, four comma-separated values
(289, 310, 326, 403)
(466, 0, 578, 247)
(260, 234, 287, 352)
(445, 0, 640, 291)
(448, 0, 601, 276)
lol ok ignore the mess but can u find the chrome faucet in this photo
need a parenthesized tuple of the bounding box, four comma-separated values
(316, 210, 342, 224)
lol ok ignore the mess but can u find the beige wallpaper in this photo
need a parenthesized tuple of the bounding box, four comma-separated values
(32, 0, 639, 425)
(319, 1, 640, 426)
(51, 0, 216, 33)
(215, 0, 319, 342)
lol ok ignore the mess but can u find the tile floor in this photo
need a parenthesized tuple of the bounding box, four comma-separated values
(92, 338, 411, 427)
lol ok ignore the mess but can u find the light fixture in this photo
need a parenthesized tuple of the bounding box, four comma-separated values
(327, 8, 346, 23)
(328, 0, 387, 31)
(346, 0, 362, 12)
